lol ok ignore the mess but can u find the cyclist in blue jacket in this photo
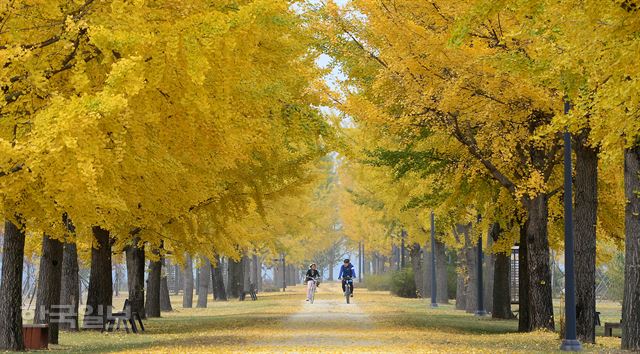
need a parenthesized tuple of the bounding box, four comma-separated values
(338, 259, 356, 297)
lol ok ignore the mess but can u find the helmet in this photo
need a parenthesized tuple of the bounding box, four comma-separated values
(343, 258, 350, 263)
(309, 263, 316, 268)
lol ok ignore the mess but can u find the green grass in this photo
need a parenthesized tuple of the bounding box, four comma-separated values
(18, 284, 625, 353)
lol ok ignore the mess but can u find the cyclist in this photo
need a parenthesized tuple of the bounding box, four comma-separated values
(305, 263, 321, 301)
(338, 258, 356, 297)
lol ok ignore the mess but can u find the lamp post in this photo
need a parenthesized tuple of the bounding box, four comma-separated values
(475, 215, 487, 316)
(560, 100, 582, 351)
(430, 211, 438, 308)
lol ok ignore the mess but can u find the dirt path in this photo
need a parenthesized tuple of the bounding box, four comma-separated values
(276, 284, 380, 348)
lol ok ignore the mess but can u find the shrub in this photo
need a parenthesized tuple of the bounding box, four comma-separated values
(390, 268, 417, 298)
(364, 273, 392, 291)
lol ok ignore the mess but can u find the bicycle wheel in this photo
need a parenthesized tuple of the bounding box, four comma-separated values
(310, 283, 315, 304)
(345, 286, 350, 304)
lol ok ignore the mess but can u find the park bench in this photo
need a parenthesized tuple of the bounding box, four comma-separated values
(604, 321, 621, 337)
(239, 283, 258, 301)
(104, 299, 145, 334)
(23, 324, 48, 349)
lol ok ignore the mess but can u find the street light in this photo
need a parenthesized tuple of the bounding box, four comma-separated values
(560, 100, 582, 351)
(430, 211, 438, 308)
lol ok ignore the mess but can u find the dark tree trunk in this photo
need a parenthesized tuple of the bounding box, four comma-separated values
(623, 147, 640, 350)
(211, 255, 227, 301)
(455, 268, 466, 310)
(227, 258, 243, 299)
(257, 257, 263, 291)
(435, 239, 449, 303)
(145, 257, 161, 318)
(60, 242, 79, 331)
(422, 248, 429, 299)
(410, 243, 423, 298)
(243, 255, 251, 292)
(125, 238, 145, 319)
(83, 227, 113, 330)
(464, 229, 478, 314)
(0, 220, 25, 350)
(522, 195, 554, 331)
(183, 254, 194, 308)
(489, 223, 514, 319)
(574, 136, 598, 343)
(490, 223, 514, 319)
(160, 258, 173, 312)
(251, 254, 259, 288)
(484, 231, 495, 314)
(197, 257, 210, 308)
(34, 234, 63, 344)
(174, 264, 182, 295)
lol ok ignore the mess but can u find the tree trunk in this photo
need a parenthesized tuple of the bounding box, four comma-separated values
(211, 255, 227, 301)
(257, 257, 263, 291)
(328, 263, 334, 281)
(0, 220, 25, 350)
(183, 254, 194, 308)
(83, 227, 113, 330)
(243, 255, 251, 293)
(174, 264, 182, 295)
(59, 242, 79, 331)
(410, 243, 423, 298)
(455, 267, 466, 310)
(464, 239, 478, 313)
(145, 257, 161, 318)
(574, 137, 598, 343)
(436, 239, 449, 304)
(197, 257, 210, 308)
(160, 258, 173, 312)
(484, 232, 495, 314)
(228, 258, 243, 299)
(125, 239, 146, 318)
(34, 234, 63, 344)
(491, 223, 514, 319)
(422, 247, 430, 299)
(522, 195, 554, 331)
(622, 146, 640, 350)
(251, 254, 259, 288)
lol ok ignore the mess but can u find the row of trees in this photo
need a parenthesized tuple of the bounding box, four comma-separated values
(0, 0, 343, 350)
(312, 0, 639, 350)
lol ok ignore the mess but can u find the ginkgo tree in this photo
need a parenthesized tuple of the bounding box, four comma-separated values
(1, 0, 335, 350)
(309, 0, 633, 340)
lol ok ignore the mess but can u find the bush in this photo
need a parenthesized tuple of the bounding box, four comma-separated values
(364, 273, 392, 291)
(390, 268, 417, 298)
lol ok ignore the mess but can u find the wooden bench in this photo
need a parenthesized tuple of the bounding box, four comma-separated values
(239, 283, 258, 301)
(23, 324, 48, 349)
(104, 299, 145, 333)
(604, 321, 621, 337)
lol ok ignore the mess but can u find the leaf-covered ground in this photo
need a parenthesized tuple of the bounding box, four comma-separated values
(43, 283, 624, 353)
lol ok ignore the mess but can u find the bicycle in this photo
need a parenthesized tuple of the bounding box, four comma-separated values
(306, 277, 319, 304)
(342, 276, 353, 304)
